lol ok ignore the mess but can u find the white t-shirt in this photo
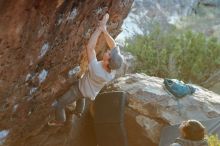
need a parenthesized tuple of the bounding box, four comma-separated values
(79, 58, 115, 100)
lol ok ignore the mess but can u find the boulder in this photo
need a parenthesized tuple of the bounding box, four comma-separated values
(0, 0, 133, 146)
(103, 73, 220, 145)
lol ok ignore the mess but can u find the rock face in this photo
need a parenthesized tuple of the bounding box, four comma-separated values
(0, 0, 133, 146)
(103, 73, 220, 145)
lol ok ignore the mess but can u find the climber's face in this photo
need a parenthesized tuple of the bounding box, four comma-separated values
(102, 50, 111, 67)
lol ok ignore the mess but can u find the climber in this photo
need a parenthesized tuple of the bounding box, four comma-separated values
(48, 13, 124, 126)
(170, 120, 208, 146)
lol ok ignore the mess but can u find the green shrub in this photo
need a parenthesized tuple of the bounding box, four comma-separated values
(208, 135, 220, 146)
(125, 27, 220, 84)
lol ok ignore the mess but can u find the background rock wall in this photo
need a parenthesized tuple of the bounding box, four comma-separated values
(102, 73, 220, 145)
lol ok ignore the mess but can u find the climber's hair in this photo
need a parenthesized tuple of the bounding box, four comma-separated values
(179, 120, 206, 141)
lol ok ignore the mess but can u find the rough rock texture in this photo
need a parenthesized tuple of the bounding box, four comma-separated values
(0, 0, 133, 146)
(102, 73, 220, 145)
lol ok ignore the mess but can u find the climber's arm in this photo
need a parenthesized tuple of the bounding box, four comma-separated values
(86, 28, 101, 63)
(103, 29, 117, 49)
(100, 24, 117, 50)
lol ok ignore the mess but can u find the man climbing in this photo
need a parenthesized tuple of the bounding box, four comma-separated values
(48, 13, 124, 126)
